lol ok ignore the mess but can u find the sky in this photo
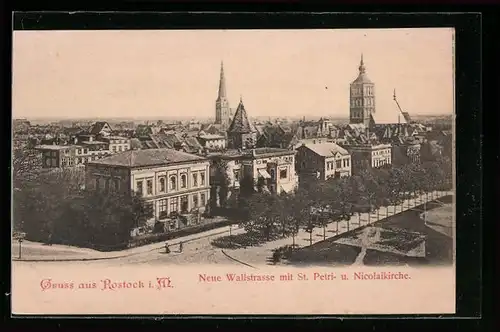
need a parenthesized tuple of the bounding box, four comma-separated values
(12, 28, 454, 120)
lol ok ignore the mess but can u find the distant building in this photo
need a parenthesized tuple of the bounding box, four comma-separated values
(341, 143, 392, 175)
(296, 142, 351, 182)
(35, 145, 72, 168)
(13, 118, 31, 132)
(35, 133, 131, 169)
(197, 133, 227, 151)
(349, 54, 375, 127)
(214, 62, 233, 128)
(85, 149, 211, 229)
(89, 121, 113, 136)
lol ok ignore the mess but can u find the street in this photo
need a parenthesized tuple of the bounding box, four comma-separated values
(13, 190, 452, 268)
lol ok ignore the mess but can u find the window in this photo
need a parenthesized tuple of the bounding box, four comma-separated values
(147, 180, 153, 195)
(77, 149, 81, 155)
(180, 174, 187, 188)
(95, 178, 100, 190)
(233, 170, 240, 182)
(105, 179, 110, 192)
(200, 172, 205, 186)
(159, 178, 166, 192)
(193, 173, 198, 187)
(200, 193, 206, 206)
(169, 197, 178, 213)
(112, 146, 116, 152)
(169, 176, 177, 190)
(113, 179, 120, 191)
(347, 159, 350, 167)
(118, 146, 122, 152)
(336, 160, 342, 169)
(192, 195, 199, 208)
(180, 196, 189, 213)
(159, 199, 168, 219)
(280, 169, 287, 179)
(136, 181, 143, 196)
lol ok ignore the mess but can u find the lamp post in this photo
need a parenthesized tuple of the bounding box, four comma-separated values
(18, 238, 23, 259)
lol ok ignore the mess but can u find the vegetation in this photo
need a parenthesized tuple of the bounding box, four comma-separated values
(12, 167, 153, 250)
(213, 157, 452, 250)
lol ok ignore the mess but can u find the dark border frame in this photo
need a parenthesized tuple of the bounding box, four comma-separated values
(5, 9, 487, 329)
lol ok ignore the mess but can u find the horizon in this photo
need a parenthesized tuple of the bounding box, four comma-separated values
(13, 29, 454, 119)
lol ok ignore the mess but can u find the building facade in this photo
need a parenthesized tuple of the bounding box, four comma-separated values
(342, 143, 392, 175)
(296, 142, 352, 181)
(197, 133, 227, 151)
(208, 147, 298, 205)
(36, 133, 131, 169)
(350, 54, 376, 127)
(85, 149, 211, 230)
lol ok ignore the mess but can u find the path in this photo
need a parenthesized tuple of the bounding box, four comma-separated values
(222, 191, 453, 266)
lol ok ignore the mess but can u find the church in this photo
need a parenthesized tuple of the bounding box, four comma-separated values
(349, 54, 410, 130)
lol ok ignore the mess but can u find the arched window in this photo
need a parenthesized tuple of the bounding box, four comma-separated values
(160, 178, 166, 192)
(181, 174, 187, 188)
(169, 176, 177, 190)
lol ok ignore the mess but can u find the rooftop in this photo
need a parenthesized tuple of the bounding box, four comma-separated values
(88, 148, 207, 168)
(252, 147, 294, 156)
(198, 134, 225, 140)
(302, 142, 349, 157)
(35, 145, 71, 151)
(81, 140, 107, 145)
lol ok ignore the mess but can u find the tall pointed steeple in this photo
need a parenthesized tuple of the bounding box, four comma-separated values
(215, 61, 231, 126)
(359, 53, 366, 74)
(217, 61, 227, 100)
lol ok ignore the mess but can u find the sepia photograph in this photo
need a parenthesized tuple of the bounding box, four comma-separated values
(11, 26, 455, 315)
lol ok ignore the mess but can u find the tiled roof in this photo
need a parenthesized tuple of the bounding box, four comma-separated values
(89, 121, 111, 135)
(88, 149, 206, 168)
(302, 142, 350, 157)
(227, 100, 256, 134)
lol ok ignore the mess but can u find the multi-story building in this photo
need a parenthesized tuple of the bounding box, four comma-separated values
(85, 149, 211, 230)
(35, 145, 72, 168)
(209, 147, 298, 198)
(341, 143, 392, 175)
(36, 133, 131, 169)
(296, 142, 352, 181)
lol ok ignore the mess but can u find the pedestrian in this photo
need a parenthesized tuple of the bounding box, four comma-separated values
(165, 242, 170, 254)
(48, 233, 53, 246)
(179, 241, 183, 253)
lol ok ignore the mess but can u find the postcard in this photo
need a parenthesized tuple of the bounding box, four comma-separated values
(11, 27, 456, 315)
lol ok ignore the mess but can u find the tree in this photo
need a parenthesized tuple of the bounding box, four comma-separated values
(287, 190, 309, 248)
(212, 159, 231, 208)
(12, 147, 43, 186)
(13, 168, 152, 249)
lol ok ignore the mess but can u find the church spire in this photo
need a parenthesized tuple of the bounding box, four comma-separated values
(218, 61, 227, 99)
(359, 53, 366, 74)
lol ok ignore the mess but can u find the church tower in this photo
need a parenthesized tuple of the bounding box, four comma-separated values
(215, 61, 232, 127)
(349, 54, 376, 127)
